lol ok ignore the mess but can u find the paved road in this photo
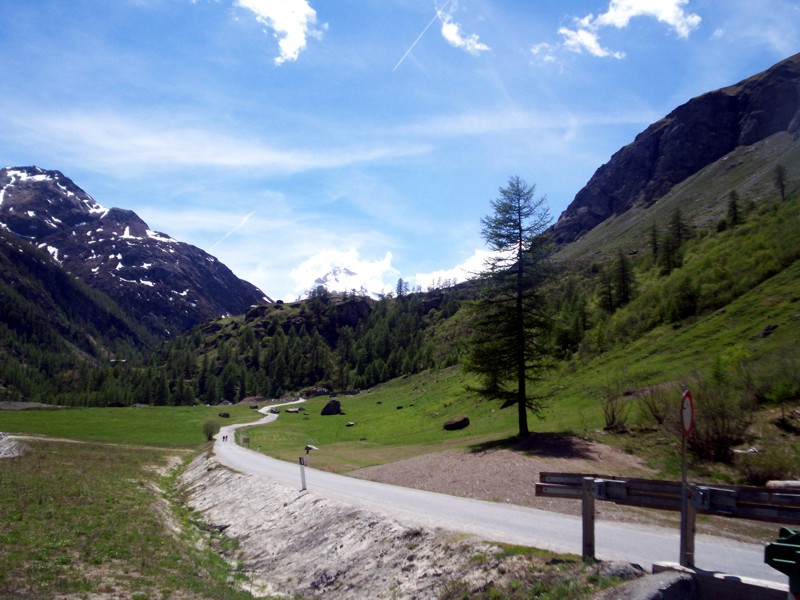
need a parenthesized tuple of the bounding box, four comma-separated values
(215, 408, 784, 585)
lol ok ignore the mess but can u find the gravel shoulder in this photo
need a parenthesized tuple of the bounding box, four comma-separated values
(347, 435, 777, 544)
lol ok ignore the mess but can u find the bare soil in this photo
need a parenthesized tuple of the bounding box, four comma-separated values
(350, 434, 654, 519)
(348, 434, 777, 543)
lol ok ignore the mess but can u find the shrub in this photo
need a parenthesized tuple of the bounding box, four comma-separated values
(636, 385, 673, 427)
(202, 420, 220, 442)
(598, 372, 632, 432)
(737, 444, 798, 486)
(685, 380, 753, 463)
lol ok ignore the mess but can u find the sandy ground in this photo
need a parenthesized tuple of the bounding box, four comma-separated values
(178, 435, 671, 599)
(180, 451, 546, 599)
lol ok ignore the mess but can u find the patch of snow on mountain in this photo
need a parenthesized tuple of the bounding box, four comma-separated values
(85, 197, 108, 216)
(146, 230, 176, 243)
(42, 245, 61, 263)
(5, 168, 50, 184)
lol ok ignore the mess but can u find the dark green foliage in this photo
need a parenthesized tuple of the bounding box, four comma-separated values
(613, 249, 635, 308)
(463, 176, 554, 437)
(0, 229, 155, 405)
(774, 164, 787, 202)
(202, 420, 221, 441)
(649, 223, 659, 257)
(142, 286, 466, 404)
(727, 190, 741, 227)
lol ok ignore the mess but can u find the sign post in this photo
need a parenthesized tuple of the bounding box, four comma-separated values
(299, 456, 307, 491)
(679, 389, 695, 568)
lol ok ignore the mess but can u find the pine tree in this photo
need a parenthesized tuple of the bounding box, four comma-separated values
(613, 249, 635, 307)
(774, 164, 787, 202)
(727, 190, 740, 227)
(463, 176, 553, 437)
(650, 223, 659, 258)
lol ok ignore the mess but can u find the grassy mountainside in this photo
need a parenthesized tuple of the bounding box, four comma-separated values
(240, 188, 800, 484)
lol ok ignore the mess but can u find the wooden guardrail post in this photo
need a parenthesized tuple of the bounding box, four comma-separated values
(582, 477, 596, 562)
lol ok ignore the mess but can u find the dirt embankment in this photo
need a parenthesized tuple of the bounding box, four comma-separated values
(180, 452, 516, 599)
(179, 435, 663, 599)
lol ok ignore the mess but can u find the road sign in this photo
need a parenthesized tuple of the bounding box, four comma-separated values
(681, 390, 694, 437)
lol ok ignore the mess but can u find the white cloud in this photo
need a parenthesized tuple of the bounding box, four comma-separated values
(235, 0, 324, 65)
(289, 249, 398, 299)
(412, 248, 491, 290)
(530, 42, 558, 64)
(558, 26, 625, 59)
(559, 0, 701, 59)
(594, 0, 702, 38)
(437, 6, 490, 56)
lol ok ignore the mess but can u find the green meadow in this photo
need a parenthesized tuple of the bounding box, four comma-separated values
(0, 438, 258, 599)
(1, 403, 262, 447)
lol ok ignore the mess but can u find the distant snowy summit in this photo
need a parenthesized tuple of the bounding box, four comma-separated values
(314, 266, 358, 288)
(309, 266, 381, 299)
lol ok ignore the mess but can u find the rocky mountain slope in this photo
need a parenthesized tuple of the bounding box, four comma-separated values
(0, 166, 271, 335)
(551, 52, 800, 244)
(0, 226, 152, 360)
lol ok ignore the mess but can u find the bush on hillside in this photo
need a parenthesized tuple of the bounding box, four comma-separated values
(202, 420, 220, 442)
(736, 443, 798, 486)
(685, 379, 754, 463)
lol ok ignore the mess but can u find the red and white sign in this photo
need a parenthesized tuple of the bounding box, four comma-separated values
(681, 390, 694, 437)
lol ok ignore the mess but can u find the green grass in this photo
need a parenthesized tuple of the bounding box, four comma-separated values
(244, 253, 800, 477)
(0, 403, 265, 447)
(246, 367, 525, 472)
(0, 438, 259, 599)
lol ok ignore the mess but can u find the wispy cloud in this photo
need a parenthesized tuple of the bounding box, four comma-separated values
(557, 0, 701, 59)
(209, 210, 255, 251)
(235, 0, 325, 65)
(3, 109, 428, 175)
(393, 1, 488, 71)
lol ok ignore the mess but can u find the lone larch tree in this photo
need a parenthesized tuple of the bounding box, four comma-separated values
(463, 176, 553, 437)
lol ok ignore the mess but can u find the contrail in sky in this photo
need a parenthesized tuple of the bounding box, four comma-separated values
(392, 0, 452, 72)
(210, 210, 254, 251)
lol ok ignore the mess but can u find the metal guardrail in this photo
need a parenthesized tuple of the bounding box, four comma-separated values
(537, 472, 800, 524)
(535, 472, 800, 567)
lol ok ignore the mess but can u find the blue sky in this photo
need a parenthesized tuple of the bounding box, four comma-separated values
(1, 0, 798, 301)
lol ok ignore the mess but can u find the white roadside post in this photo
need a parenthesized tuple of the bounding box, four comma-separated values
(299, 444, 318, 491)
(299, 456, 307, 491)
(679, 389, 695, 568)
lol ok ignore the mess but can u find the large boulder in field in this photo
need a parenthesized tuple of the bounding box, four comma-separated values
(321, 399, 343, 416)
(443, 416, 470, 431)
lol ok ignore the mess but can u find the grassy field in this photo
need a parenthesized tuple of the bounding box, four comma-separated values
(0, 438, 258, 599)
(0, 403, 264, 447)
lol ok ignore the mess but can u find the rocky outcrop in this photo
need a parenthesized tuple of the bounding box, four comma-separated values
(443, 416, 470, 431)
(551, 53, 800, 244)
(321, 399, 343, 416)
(0, 166, 271, 335)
